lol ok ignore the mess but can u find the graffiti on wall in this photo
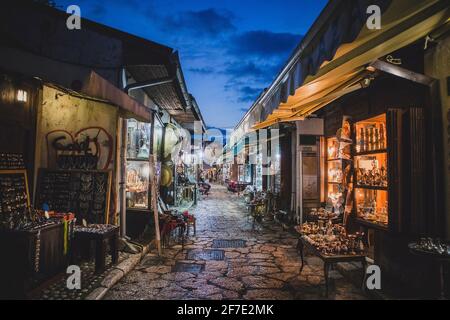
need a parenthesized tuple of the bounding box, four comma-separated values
(45, 127, 113, 170)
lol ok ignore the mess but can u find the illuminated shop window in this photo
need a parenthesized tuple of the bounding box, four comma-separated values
(17, 89, 28, 102)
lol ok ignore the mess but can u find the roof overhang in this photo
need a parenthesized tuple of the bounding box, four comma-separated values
(252, 0, 449, 130)
(82, 71, 152, 122)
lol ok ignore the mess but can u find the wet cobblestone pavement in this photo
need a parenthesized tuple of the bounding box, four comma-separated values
(104, 184, 368, 300)
(32, 251, 131, 300)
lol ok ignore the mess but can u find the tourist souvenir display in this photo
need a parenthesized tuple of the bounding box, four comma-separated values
(297, 221, 365, 256)
(0, 153, 25, 170)
(74, 223, 117, 235)
(410, 238, 450, 256)
(307, 208, 340, 221)
(36, 169, 112, 224)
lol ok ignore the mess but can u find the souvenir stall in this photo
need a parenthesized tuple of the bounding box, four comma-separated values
(125, 112, 165, 239)
(310, 42, 446, 297)
(0, 75, 121, 298)
(33, 84, 121, 279)
(0, 73, 69, 299)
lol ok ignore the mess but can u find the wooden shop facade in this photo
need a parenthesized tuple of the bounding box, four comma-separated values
(233, 0, 449, 297)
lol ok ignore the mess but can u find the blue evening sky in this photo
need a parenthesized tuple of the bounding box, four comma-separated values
(56, 0, 328, 129)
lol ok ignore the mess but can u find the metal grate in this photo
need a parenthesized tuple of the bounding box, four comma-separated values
(172, 262, 205, 273)
(187, 249, 225, 261)
(212, 239, 246, 248)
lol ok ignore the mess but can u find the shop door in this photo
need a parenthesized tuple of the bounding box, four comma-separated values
(297, 136, 320, 223)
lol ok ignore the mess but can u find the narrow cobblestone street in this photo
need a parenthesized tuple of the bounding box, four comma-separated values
(104, 184, 368, 300)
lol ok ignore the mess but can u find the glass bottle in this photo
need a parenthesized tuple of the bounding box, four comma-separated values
(359, 128, 365, 153)
(379, 124, 385, 149)
(374, 128, 380, 151)
(365, 127, 370, 151)
(369, 127, 375, 151)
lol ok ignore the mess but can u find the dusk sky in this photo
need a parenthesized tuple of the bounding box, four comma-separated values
(56, 0, 328, 129)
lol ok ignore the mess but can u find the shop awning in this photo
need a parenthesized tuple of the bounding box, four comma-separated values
(252, 0, 449, 130)
(81, 71, 152, 122)
(253, 68, 369, 129)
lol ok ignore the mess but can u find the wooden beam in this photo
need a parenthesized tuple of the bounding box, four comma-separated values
(370, 59, 436, 87)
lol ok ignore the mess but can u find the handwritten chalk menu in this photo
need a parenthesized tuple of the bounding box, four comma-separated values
(0, 170, 30, 215)
(0, 153, 26, 170)
(36, 169, 111, 224)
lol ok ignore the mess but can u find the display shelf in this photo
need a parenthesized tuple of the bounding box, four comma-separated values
(353, 113, 389, 229)
(355, 114, 387, 154)
(355, 149, 387, 156)
(355, 217, 388, 231)
(355, 185, 387, 191)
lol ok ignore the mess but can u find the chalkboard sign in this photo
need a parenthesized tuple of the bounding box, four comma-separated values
(36, 169, 111, 224)
(0, 170, 30, 215)
(0, 153, 26, 170)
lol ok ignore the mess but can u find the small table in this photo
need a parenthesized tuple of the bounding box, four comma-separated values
(73, 225, 119, 274)
(298, 236, 367, 297)
(409, 243, 450, 300)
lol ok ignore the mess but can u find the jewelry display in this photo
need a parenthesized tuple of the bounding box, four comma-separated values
(410, 238, 450, 256)
(74, 224, 117, 235)
(37, 169, 111, 224)
(0, 170, 29, 216)
(0, 153, 25, 170)
(35, 230, 41, 273)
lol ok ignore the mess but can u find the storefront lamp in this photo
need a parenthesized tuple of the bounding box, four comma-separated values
(17, 89, 28, 103)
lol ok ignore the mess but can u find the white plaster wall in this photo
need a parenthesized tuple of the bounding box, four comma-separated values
(35, 85, 118, 171)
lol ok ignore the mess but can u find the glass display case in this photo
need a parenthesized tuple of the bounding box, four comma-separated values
(325, 136, 349, 216)
(126, 118, 153, 210)
(354, 114, 388, 228)
(355, 188, 388, 227)
(126, 161, 150, 209)
(127, 119, 152, 160)
(355, 114, 386, 154)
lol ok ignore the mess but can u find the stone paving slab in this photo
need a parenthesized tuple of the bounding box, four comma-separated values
(104, 184, 369, 300)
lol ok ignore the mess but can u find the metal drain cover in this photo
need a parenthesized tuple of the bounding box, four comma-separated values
(172, 262, 205, 273)
(187, 249, 225, 261)
(212, 239, 246, 248)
